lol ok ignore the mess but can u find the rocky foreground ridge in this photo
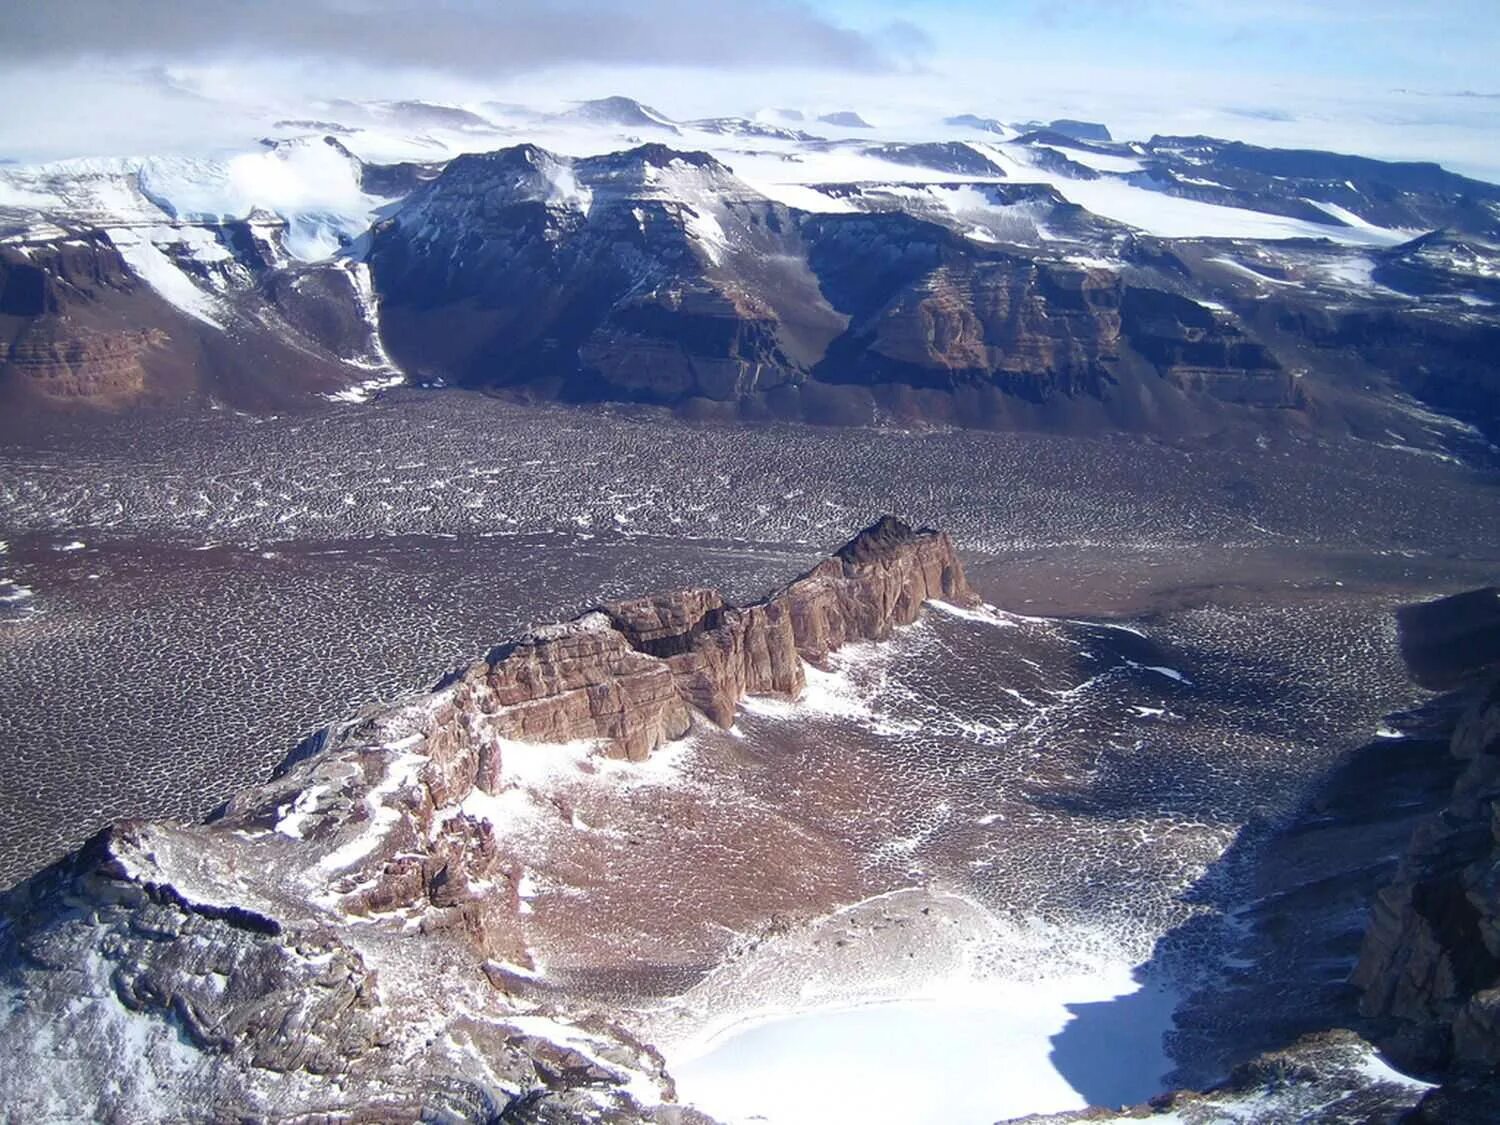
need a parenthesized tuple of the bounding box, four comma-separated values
(0, 517, 971, 1122)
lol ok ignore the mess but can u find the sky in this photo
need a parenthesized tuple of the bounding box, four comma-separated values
(1, 0, 1498, 178)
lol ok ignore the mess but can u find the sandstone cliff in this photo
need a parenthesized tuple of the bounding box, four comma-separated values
(466, 514, 972, 762)
(0, 517, 972, 1122)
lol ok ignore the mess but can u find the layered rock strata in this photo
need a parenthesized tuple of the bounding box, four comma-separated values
(0, 517, 971, 1122)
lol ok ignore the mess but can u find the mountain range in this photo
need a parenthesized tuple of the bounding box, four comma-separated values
(2, 95, 1497, 455)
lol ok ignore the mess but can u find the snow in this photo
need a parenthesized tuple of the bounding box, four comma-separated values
(683, 205, 730, 264)
(1355, 1047, 1437, 1091)
(2, 141, 381, 265)
(1052, 177, 1407, 244)
(15, 946, 209, 1118)
(275, 783, 329, 839)
(1042, 146, 1147, 175)
(671, 963, 1176, 1125)
(1309, 198, 1418, 242)
(1124, 659, 1194, 685)
(326, 374, 404, 405)
(107, 227, 223, 326)
(926, 599, 1020, 628)
(316, 747, 427, 872)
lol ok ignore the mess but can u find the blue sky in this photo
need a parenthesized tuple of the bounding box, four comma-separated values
(834, 0, 1500, 91)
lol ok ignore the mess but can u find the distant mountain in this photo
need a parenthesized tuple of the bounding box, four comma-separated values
(685, 117, 818, 142)
(1049, 118, 1112, 142)
(863, 141, 1007, 176)
(944, 114, 1013, 137)
(559, 96, 680, 134)
(2, 101, 1497, 451)
(817, 110, 874, 129)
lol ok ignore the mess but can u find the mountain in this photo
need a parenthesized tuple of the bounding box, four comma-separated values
(366, 143, 836, 404)
(559, 96, 681, 134)
(0, 136, 419, 413)
(944, 113, 1016, 138)
(0, 518, 970, 1122)
(1049, 118, 1112, 143)
(684, 116, 819, 142)
(1, 99, 1498, 452)
(817, 110, 874, 129)
(364, 141, 1349, 431)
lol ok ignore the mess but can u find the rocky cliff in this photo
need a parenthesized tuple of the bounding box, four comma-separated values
(464, 514, 971, 762)
(0, 517, 971, 1122)
(1353, 588, 1500, 1077)
(366, 142, 1303, 427)
(0, 145, 407, 417)
(367, 144, 839, 401)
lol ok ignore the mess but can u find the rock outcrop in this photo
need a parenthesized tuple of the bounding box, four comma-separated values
(1353, 588, 1500, 1075)
(470, 515, 972, 758)
(0, 517, 971, 1122)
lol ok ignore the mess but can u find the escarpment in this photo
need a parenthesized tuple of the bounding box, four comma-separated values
(1353, 587, 1500, 1076)
(478, 514, 973, 755)
(0, 516, 972, 1121)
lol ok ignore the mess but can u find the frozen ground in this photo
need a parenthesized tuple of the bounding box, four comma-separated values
(672, 981, 1174, 1125)
(1, 392, 1494, 1114)
(0, 394, 1496, 888)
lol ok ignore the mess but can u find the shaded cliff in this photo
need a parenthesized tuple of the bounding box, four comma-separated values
(1353, 588, 1500, 1078)
(367, 142, 1302, 429)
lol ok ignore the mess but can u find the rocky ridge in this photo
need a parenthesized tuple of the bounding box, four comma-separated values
(1353, 588, 1500, 1078)
(0, 517, 971, 1122)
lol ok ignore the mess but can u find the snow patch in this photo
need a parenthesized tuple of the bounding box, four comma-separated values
(108, 227, 222, 326)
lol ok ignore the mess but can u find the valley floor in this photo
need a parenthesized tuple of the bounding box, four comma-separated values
(1, 392, 1496, 1119)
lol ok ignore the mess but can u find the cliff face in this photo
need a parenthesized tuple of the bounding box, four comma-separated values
(474, 515, 972, 758)
(0, 517, 971, 1122)
(1353, 590, 1500, 1074)
(367, 143, 1302, 424)
(367, 144, 840, 400)
(0, 217, 395, 418)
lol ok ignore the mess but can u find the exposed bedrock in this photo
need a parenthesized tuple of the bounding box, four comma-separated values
(479, 514, 973, 759)
(0, 516, 966, 1121)
(0, 221, 392, 418)
(1353, 588, 1500, 1076)
(367, 145, 1299, 422)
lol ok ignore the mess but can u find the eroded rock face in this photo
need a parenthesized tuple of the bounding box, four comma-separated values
(368, 143, 839, 401)
(482, 613, 694, 768)
(0, 216, 396, 418)
(368, 142, 1302, 425)
(0, 516, 969, 1122)
(463, 516, 973, 750)
(1353, 588, 1500, 1073)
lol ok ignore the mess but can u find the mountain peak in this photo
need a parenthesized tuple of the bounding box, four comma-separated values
(564, 96, 680, 133)
(818, 110, 874, 129)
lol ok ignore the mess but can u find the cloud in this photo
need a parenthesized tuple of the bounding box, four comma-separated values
(0, 0, 910, 74)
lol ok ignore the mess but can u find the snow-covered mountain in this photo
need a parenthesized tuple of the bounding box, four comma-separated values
(2, 94, 1498, 453)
